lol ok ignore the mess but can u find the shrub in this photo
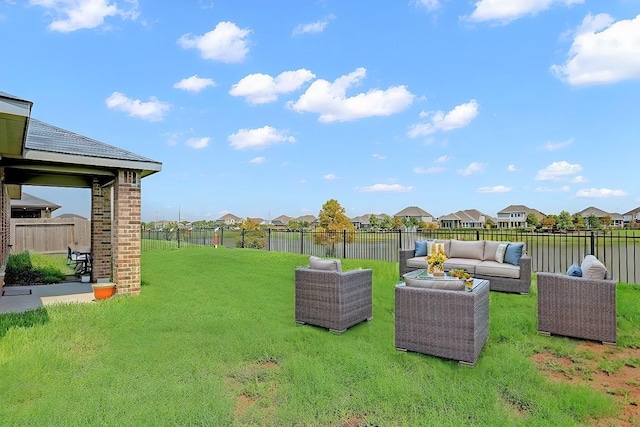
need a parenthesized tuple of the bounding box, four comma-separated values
(5, 251, 35, 285)
(32, 266, 65, 284)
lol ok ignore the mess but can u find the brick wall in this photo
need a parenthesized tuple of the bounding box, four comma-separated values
(91, 179, 112, 281)
(0, 169, 8, 290)
(113, 170, 141, 295)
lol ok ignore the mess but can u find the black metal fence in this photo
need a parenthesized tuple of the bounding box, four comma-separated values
(141, 228, 640, 284)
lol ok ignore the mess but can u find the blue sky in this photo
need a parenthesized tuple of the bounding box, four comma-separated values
(2, 0, 639, 223)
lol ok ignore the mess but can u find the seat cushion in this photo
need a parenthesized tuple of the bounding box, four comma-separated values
(483, 240, 501, 261)
(443, 258, 482, 274)
(309, 256, 342, 272)
(449, 239, 485, 260)
(433, 239, 451, 257)
(404, 277, 465, 291)
(406, 256, 429, 269)
(475, 261, 521, 279)
(581, 255, 607, 280)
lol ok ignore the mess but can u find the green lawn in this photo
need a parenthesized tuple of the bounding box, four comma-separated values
(1, 247, 638, 426)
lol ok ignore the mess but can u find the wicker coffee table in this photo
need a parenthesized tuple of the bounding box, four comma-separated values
(395, 275, 490, 366)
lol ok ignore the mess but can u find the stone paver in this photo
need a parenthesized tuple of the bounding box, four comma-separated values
(0, 282, 94, 314)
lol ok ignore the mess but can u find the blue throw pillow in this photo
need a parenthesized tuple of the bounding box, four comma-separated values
(415, 240, 428, 257)
(504, 243, 524, 266)
(567, 264, 583, 277)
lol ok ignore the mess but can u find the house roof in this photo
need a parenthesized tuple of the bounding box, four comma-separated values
(394, 206, 434, 218)
(439, 209, 492, 222)
(497, 204, 546, 218)
(10, 192, 61, 211)
(296, 215, 316, 223)
(217, 213, 242, 221)
(623, 207, 640, 216)
(578, 206, 623, 220)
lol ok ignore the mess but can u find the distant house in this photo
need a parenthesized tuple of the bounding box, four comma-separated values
(10, 192, 61, 218)
(271, 214, 291, 228)
(623, 207, 640, 227)
(496, 205, 545, 229)
(438, 209, 494, 229)
(394, 206, 436, 224)
(351, 213, 388, 230)
(578, 206, 624, 228)
(216, 213, 243, 227)
(247, 217, 265, 225)
(296, 215, 317, 227)
(55, 213, 87, 220)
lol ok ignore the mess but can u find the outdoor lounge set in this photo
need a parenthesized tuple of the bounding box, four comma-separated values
(294, 247, 617, 365)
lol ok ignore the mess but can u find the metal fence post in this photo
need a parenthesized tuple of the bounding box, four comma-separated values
(590, 231, 595, 255)
(242, 229, 245, 248)
(343, 230, 347, 258)
(268, 228, 271, 251)
(177, 228, 180, 248)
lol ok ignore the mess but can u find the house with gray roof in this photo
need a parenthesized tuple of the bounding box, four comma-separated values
(1, 91, 161, 294)
(496, 205, 546, 229)
(10, 192, 61, 218)
(623, 207, 640, 227)
(394, 206, 435, 224)
(351, 213, 388, 229)
(578, 206, 624, 228)
(438, 209, 494, 229)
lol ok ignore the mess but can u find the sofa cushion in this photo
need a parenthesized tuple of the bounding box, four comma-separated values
(434, 239, 451, 257)
(309, 256, 342, 272)
(483, 240, 501, 261)
(495, 243, 508, 264)
(449, 239, 485, 260)
(475, 261, 521, 279)
(504, 243, 525, 266)
(581, 255, 607, 280)
(406, 257, 429, 269)
(443, 258, 482, 274)
(414, 240, 428, 257)
(567, 264, 583, 277)
(404, 277, 465, 291)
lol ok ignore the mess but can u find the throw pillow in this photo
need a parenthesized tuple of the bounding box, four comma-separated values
(495, 243, 508, 264)
(504, 243, 524, 266)
(428, 242, 445, 257)
(404, 277, 465, 291)
(415, 240, 428, 257)
(309, 256, 342, 272)
(581, 255, 607, 280)
(567, 264, 583, 277)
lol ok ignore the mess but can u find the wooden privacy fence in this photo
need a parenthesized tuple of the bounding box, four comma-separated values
(10, 217, 91, 254)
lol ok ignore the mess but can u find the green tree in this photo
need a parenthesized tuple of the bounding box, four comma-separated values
(542, 215, 557, 230)
(391, 217, 404, 230)
(586, 214, 601, 229)
(526, 213, 540, 229)
(572, 213, 585, 230)
(287, 219, 300, 230)
(601, 215, 612, 229)
(380, 215, 393, 230)
(557, 210, 573, 230)
(484, 218, 495, 229)
(236, 218, 266, 249)
(417, 219, 428, 229)
(314, 199, 355, 256)
(369, 215, 380, 230)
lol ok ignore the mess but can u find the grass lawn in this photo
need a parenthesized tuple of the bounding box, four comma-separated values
(1, 247, 639, 426)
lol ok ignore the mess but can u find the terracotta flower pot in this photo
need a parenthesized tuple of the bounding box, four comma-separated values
(92, 283, 116, 300)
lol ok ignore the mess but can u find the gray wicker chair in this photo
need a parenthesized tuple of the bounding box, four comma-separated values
(395, 279, 490, 366)
(295, 268, 373, 333)
(537, 272, 616, 345)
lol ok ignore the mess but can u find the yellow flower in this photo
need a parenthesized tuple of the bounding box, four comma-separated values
(425, 248, 447, 267)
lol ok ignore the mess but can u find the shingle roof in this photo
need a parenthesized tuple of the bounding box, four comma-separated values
(26, 118, 158, 164)
(394, 206, 434, 218)
(10, 192, 61, 210)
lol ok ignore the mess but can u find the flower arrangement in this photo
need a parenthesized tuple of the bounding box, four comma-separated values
(426, 248, 447, 275)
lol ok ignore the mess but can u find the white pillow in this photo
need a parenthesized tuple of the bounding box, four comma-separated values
(309, 256, 342, 272)
(581, 255, 607, 280)
(495, 243, 508, 264)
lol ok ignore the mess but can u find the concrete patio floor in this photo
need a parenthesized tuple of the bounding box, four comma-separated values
(0, 281, 95, 314)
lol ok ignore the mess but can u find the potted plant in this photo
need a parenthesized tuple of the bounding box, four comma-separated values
(91, 281, 116, 300)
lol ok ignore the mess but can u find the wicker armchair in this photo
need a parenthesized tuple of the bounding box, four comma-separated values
(395, 279, 490, 366)
(537, 272, 616, 345)
(295, 268, 373, 333)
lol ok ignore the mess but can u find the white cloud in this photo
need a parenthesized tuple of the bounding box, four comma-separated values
(415, 0, 440, 12)
(413, 166, 445, 174)
(292, 14, 335, 35)
(535, 161, 582, 181)
(535, 185, 570, 192)
(174, 75, 216, 93)
(552, 14, 640, 85)
(358, 183, 414, 193)
(249, 157, 266, 164)
(372, 153, 385, 160)
(287, 67, 414, 122)
(477, 185, 512, 193)
(436, 155, 452, 163)
(29, 0, 139, 32)
(466, 0, 583, 25)
(408, 100, 479, 138)
(572, 175, 588, 183)
(227, 126, 295, 150)
(229, 69, 315, 104)
(324, 174, 339, 180)
(543, 137, 573, 150)
(177, 21, 251, 63)
(576, 188, 628, 198)
(185, 137, 210, 149)
(507, 164, 518, 172)
(457, 162, 486, 176)
(105, 91, 170, 121)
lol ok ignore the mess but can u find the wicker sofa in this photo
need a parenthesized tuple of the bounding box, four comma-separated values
(395, 278, 490, 365)
(295, 256, 372, 333)
(537, 255, 616, 344)
(399, 239, 532, 294)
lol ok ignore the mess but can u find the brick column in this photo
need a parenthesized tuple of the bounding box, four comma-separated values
(90, 178, 112, 282)
(113, 170, 141, 295)
(0, 169, 8, 290)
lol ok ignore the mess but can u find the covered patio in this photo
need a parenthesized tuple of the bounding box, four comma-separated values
(0, 91, 161, 295)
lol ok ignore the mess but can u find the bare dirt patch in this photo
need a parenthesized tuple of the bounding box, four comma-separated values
(532, 342, 640, 426)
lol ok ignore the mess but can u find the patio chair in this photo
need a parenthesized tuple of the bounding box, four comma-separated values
(537, 260, 617, 345)
(67, 246, 88, 268)
(295, 260, 372, 333)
